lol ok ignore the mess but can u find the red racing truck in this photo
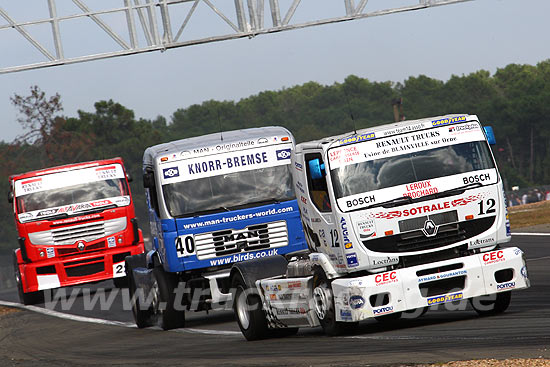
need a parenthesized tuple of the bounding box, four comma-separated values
(9, 158, 145, 304)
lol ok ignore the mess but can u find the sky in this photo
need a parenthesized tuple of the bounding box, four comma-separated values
(1, 0, 549, 142)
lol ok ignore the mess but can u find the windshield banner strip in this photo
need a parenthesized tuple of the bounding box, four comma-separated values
(14, 164, 125, 196)
(159, 143, 293, 184)
(17, 195, 130, 223)
(329, 121, 484, 169)
(337, 169, 497, 211)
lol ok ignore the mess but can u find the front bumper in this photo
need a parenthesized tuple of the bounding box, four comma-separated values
(18, 242, 145, 292)
(332, 247, 529, 321)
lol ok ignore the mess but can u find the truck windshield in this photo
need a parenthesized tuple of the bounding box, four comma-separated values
(15, 163, 130, 222)
(162, 165, 294, 217)
(331, 141, 495, 200)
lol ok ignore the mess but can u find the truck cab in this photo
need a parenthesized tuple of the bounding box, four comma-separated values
(126, 127, 307, 330)
(233, 114, 530, 340)
(10, 158, 145, 304)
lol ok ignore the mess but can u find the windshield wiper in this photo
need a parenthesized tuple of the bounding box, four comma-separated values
(366, 196, 413, 210)
(81, 204, 118, 215)
(428, 182, 483, 201)
(36, 213, 69, 221)
(191, 206, 230, 217)
(355, 182, 484, 212)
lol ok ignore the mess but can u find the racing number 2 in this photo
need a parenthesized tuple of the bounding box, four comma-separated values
(176, 235, 195, 257)
(478, 198, 496, 215)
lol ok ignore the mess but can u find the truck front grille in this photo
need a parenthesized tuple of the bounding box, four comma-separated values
(362, 216, 495, 254)
(194, 221, 288, 260)
(28, 217, 127, 246)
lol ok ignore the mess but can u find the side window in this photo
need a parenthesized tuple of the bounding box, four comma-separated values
(143, 169, 161, 217)
(304, 153, 331, 213)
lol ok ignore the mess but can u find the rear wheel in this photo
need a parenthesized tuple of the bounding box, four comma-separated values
(470, 291, 511, 316)
(153, 266, 185, 330)
(126, 257, 155, 328)
(13, 251, 44, 305)
(313, 268, 357, 336)
(232, 274, 269, 341)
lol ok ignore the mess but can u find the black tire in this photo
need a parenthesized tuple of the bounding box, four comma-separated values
(113, 276, 129, 288)
(153, 266, 185, 330)
(126, 258, 155, 328)
(232, 273, 269, 341)
(13, 251, 44, 305)
(470, 291, 512, 316)
(312, 267, 357, 336)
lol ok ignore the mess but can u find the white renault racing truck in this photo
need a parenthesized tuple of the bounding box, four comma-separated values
(232, 114, 530, 340)
(125, 127, 307, 330)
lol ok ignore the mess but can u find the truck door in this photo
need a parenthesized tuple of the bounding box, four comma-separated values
(302, 152, 340, 258)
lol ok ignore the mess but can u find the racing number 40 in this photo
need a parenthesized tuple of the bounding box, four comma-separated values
(478, 198, 496, 215)
(176, 235, 195, 257)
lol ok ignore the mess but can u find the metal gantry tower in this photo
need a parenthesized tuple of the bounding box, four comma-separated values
(0, 0, 473, 74)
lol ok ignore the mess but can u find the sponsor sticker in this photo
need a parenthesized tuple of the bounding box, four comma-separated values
(482, 250, 505, 265)
(163, 167, 180, 179)
(340, 132, 376, 145)
(375, 271, 398, 286)
(107, 236, 116, 248)
(431, 115, 467, 126)
(497, 281, 515, 291)
(357, 219, 376, 239)
(276, 148, 291, 160)
(46, 247, 55, 258)
(373, 306, 394, 315)
(340, 309, 352, 321)
(427, 292, 463, 305)
(346, 253, 359, 267)
(349, 295, 365, 309)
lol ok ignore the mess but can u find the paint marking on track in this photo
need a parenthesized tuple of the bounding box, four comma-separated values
(0, 300, 136, 327)
(0, 300, 242, 337)
(513, 232, 550, 236)
(340, 335, 550, 341)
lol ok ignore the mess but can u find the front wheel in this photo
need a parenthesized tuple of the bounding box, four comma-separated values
(13, 251, 44, 305)
(153, 266, 185, 330)
(312, 268, 357, 336)
(470, 291, 511, 316)
(126, 257, 155, 328)
(232, 274, 269, 341)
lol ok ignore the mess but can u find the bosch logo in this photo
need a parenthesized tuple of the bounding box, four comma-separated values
(163, 167, 180, 179)
(276, 148, 291, 160)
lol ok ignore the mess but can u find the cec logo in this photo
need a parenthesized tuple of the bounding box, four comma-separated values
(276, 148, 291, 160)
(163, 167, 180, 179)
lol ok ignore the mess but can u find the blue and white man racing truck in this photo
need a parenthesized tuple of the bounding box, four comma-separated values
(125, 127, 307, 329)
(232, 114, 530, 340)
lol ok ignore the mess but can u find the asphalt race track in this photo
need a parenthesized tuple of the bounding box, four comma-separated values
(0, 234, 548, 366)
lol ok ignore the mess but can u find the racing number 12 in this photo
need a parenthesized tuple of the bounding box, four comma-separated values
(176, 235, 195, 257)
(478, 198, 496, 215)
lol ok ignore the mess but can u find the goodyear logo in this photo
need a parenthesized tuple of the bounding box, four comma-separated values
(432, 115, 467, 127)
(427, 292, 463, 305)
(340, 132, 375, 145)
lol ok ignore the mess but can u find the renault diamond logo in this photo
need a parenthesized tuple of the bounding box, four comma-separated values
(422, 219, 438, 237)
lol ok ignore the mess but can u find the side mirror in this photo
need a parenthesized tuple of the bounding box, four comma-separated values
(7, 190, 13, 204)
(143, 171, 155, 189)
(484, 126, 496, 145)
(308, 158, 326, 180)
(126, 173, 133, 183)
